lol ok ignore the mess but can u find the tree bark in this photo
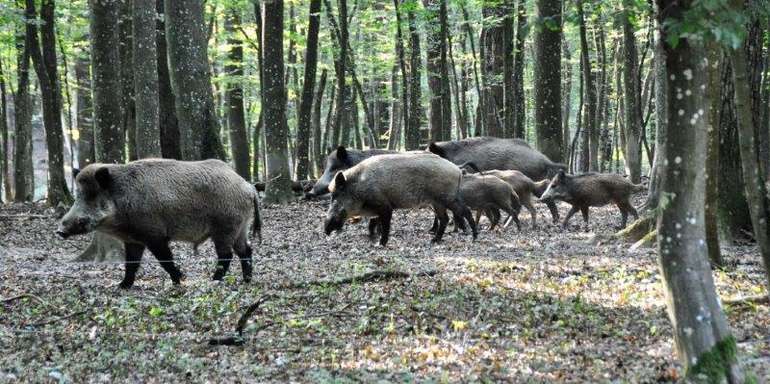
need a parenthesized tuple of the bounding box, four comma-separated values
(329, 0, 348, 148)
(730, 8, 770, 295)
(312, 69, 327, 175)
(0, 56, 9, 201)
(295, 0, 321, 180)
(513, 0, 527, 138)
(74, 55, 94, 167)
(223, 10, 250, 179)
(165, 0, 225, 160)
(460, 3, 483, 136)
(118, 1, 136, 161)
(26, 0, 72, 206)
(156, 0, 180, 159)
(423, 0, 452, 142)
(406, 6, 422, 150)
(705, 40, 722, 267)
(393, 0, 410, 149)
(262, 0, 293, 204)
(14, 20, 34, 202)
(577, 0, 598, 172)
(622, 2, 642, 183)
(533, 0, 563, 162)
(133, 0, 161, 159)
(562, 38, 572, 162)
(656, 1, 743, 380)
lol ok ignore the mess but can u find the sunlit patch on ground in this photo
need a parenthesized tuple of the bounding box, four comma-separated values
(1, 195, 768, 382)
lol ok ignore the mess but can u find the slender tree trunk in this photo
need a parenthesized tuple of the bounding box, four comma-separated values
(533, 0, 563, 162)
(165, 0, 224, 160)
(704, 39, 722, 267)
(513, 0, 527, 138)
(118, 1, 136, 161)
(447, 32, 466, 139)
(223, 10, 250, 179)
(26, 0, 71, 206)
(388, 65, 402, 150)
(75, 56, 94, 167)
(562, 38, 572, 162)
(0, 56, 9, 201)
(14, 21, 34, 202)
(91, 0, 124, 164)
(460, 3, 484, 136)
(133, 0, 161, 159)
(322, 84, 336, 155)
(656, 2, 744, 380)
(423, 0, 451, 142)
(647, 17, 665, 211)
(312, 69, 327, 175)
(577, 0, 598, 171)
(262, 0, 293, 203)
(329, 0, 348, 147)
(730, 7, 770, 294)
(406, 6, 422, 150)
(156, 0, 179, 159)
(295, 0, 321, 180)
(622, 2, 642, 183)
(393, 0, 410, 149)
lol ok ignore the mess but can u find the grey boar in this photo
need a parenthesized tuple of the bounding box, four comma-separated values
(324, 153, 478, 246)
(307, 146, 397, 197)
(56, 159, 262, 289)
(459, 173, 522, 231)
(539, 171, 644, 229)
(430, 137, 565, 223)
(476, 169, 541, 227)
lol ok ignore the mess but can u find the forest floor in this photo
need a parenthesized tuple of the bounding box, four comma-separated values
(1, 193, 769, 383)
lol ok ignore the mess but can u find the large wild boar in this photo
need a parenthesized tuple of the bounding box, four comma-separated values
(324, 153, 478, 246)
(459, 173, 522, 231)
(539, 171, 644, 229)
(307, 146, 397, 197)
(429, 136, 565, 222)
(56, 159, 262, 289)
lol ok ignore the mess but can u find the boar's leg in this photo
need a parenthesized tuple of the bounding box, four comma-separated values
(378, 210, 393, 246)
(211, 237, 236, 281)
(119, 243, 146, 289)
(545, 200, 560, 224)
(522, 196, 537, 228)
(616, 200, 639, 229)
(487, 208, 500, 231)
(562, 206, 580, 229)
(504, 207, 522, 231)
(580, 206, 590, 226)
(448, 199, 478, 240)
(233, 233, 253, 283)
(452, 211, 467, 233)
(368, 218, 380, 241)
(432, 207, 450, 243)
(146, 240, 184, 285)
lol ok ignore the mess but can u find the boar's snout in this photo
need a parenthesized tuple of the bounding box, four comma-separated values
(324, 210, 347, 235)
(56, 216, 92, 239)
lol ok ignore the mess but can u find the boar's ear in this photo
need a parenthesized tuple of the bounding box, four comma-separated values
(72, 168, 81, 179)
(94, 167, 112, 190)
(334, 172, 347, 190)
(336, 146, 349, 163)
(428, 142, 446, 158)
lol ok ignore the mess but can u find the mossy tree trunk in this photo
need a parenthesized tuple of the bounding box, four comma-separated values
(656, 1, 743, 380)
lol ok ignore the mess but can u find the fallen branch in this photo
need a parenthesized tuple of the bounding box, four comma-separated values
(1, 293, 50, 307)
(0, 214, 50, 219)
(27, 310, 89, 328)
(722, 295, 769, 306)
(208, 269, 437, 346)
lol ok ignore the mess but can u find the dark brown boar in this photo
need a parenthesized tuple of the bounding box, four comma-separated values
(539, 171, 644, 229)
(307, 146, 397, 197)
(56, 159, 261, 289)
(459, 173, 522, 231)
(324, 153, 478, 246)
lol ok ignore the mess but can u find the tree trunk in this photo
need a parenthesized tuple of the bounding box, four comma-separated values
(646, 16, 665, 211)
(393, 0, 410, 149)
(165, 0, 225, 160)
(133, 0, 161, 159)
(423, 0, 452, 142)
(447, 32, 466, 139)
(262, 0, 293, 204)
(0, 56, 9, 201)
(460, 3, 484, 136)
(656, 1, 743, 380)
(223, 10, 250, 179)
(730, 9, 770, 295)
(388, 65, 402, 150)
(75, 55, 94, 167)
(405, 6, 422, 150)
(577, 0, 598, 172)
(156, 0, 180, 159)
(704, 40, 722, 267)
(312, 69, 327, 175)
(118, 1, 136, 161)
(26, 0, 72, 206)
(328, 0, 348, 148)
(91, 0, 124, 164)
(14, 21, 34, 202)
(513, 0, 527, 138)
(562, 38, 572, 163)
(622, 2, 642, 183)
(295, 0, 321, 180)
(533, 0, 563, 162)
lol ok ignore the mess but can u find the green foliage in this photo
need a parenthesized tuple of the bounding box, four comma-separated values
(661, 0, 750, 49)
(687, 335, 738, 383)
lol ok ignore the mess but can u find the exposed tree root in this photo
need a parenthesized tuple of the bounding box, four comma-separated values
(590, 214, 656, 245)
(630, 229, 657, 251)
(208, 269, 437, 346)
(722, 295, 769, 306)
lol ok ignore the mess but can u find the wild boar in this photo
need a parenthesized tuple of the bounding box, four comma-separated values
(307, 146, 397, 197)
(539, 171, 644, 229)
(56, 159, 262, 289)
(324, 153, 478, 246)
(429, 137, 565, 223)
(459, 173, 522, 231)
(428, 136, 567, 181)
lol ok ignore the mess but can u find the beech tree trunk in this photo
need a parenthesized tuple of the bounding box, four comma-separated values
(224, 10, 250, 179)
(156, 0, 180, 159)
(165, 0, 225, 160)
(393, 0, 410, 149)
(133, 0, 161, 159)
(262, 0, 293, 204)
(656, 1, 743, 380)
(512, 0, 527, 138)
(533, 0, 563, 162)
(622, 2, 642, 183)
(295, 0, 321, 180)
(577, 0, 598, 172)
(75, 55, 94, 167)
(312, 69, 327, 175)
(14, 12, 34, 202)
(26, 0, 72, 206)
(406, 6, 422, 150)
(91, 0, 124, 164)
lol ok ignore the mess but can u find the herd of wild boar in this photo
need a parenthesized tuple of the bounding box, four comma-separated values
(56, 136, 644, 288)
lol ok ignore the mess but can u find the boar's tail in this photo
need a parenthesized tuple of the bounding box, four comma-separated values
(252, 192, 263, 244)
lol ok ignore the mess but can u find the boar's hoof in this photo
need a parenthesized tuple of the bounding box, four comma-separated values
(55, 230, 70, 239)
(118, 280, 134, 290)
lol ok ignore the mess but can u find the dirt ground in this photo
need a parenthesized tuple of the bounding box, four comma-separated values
(1, 194, 768, 383)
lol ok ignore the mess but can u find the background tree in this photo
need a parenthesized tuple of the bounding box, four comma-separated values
(156, 0, 180, 159)
(165, 0, 225, 160)
(295, 0, 322, 181)
(621, 0, 642, 183)
(533, 0, 563, 162)
(262, 0, 292, 204)
(133, 0, 161, 159)
(0, 55, 7, 201)
(512, 0, 527, 138)
(14, 3, 34, 202)
(224, 8, 250, 179)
